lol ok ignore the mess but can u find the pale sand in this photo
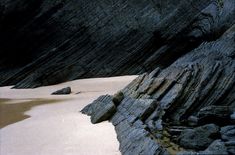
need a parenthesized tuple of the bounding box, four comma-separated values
(0, 76, 137, 155)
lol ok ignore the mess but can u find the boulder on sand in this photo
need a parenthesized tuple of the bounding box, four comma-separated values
(51, 87, 71, 95)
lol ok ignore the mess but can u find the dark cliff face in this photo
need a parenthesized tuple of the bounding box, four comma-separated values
(1, 0, 235, 154)
(0, 0, 175, 88)
(73, 0, 234, 155)
(82, 28, 235, 155)
(0, 0, 234, 88)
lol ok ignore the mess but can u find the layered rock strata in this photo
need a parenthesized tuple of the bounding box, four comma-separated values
(0, 0, 234, 88)
(82, 27, 235, 154)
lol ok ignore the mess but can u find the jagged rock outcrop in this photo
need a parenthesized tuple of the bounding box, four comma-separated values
(82, 25, 235, 154)
(81, 95, 117, 123)
(0, 0, 234, 88)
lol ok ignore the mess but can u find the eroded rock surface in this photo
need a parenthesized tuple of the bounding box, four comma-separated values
(178, 124, 220, 150)
(178, 140, 229, 155)
(51, 87, 71, 95)
(1, 0, 235, 154)
(0, 0, 234, 88)
(81, 95, 116, 124)
(82, 26, 235, 154)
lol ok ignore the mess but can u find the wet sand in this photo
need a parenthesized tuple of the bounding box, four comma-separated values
(0, 76, 137, 155)
(0, 98, 64, 128)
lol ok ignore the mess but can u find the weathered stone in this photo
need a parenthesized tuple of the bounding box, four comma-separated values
(84, 28, 235, 154)
(202, 140, 228, 155)
(81, 95, 116, 124)
(177, 151, 198, 155)
(167, 126, 190, 136)
(76, 1, 235, 154)
(51, 87, 71, 95)
(230, 112, 235, 120)
(80, 103, 93, 116)
(220, 126, 235, 141)
(197, 106, 233, 125)
(0, 0, 234, 88)
(112, 91, 124, 106)
(112, 113, 168, 155)
(0, 0, 234, 154)
(178, 124, 220, 150)
(147, 119, 163, 132)
(188, 116, 199, 127)
(225, 140, 235, 154)
(177, 140, 228, 155)
(154, 119, 163, 131)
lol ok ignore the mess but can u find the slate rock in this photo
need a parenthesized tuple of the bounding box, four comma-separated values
(85, 28, 235, 155)
(155, 119, 163, 131)
(80, 103, 93, 116)
(220, 125, 235, 141)
(82, 95, 116, 124)
(51, 87, 71, 95)
(230, 112, 235, 120)
(167, 126, 190, 136)
(0, 0, 234, 154)
(197, 106, 233, 125)
(220, 125, 235, 154)
(119, 97, 156, 121)
(112, 114, 168, 155)
(0, 0, 234, 88)
(225, 141, 235, 155)
(177, 140, 228, 155)
(112, 91, 124, 106)
(178, 124, 220, 150)
(188, 116, 199, 127)
(177, 151, 198, 155)
(202, 140, 228, 155)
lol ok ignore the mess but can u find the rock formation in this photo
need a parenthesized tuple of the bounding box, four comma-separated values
(0, 0, 234, 154)
(82, 2, 235, 152)
(82, 27, 235, 154)
(81, 95, 117, 123)
(0, 0, 234, 88)
(51, 87, 71, 95)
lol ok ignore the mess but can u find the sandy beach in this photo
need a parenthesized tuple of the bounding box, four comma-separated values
(0, 76, 137, 155)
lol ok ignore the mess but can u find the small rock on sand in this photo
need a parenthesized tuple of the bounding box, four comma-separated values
(51, 87, 71, 95)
